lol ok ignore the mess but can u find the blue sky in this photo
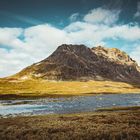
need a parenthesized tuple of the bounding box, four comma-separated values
(0, 0, 140, 27)
(0, 0, 140, 77)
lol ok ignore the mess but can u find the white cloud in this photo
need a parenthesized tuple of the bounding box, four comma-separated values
(134, 2, 140, 18)
(100, 24, 140, 41)
(0, 24, 73, 77)
(24, 24, 71, 55)
(0, 28, 23, 48)
(65, 22, 140, 43)
(83, 8, 120, 25)
(130, 45, 140, 66)
(69, 13, 79, 22)
(0, 7, 140, 77)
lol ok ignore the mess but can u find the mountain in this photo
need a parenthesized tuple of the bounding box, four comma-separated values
(13, 44, 140, 84)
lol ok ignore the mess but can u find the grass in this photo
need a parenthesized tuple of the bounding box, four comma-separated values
(0, 107, 140, 140)
(0, 79, 140, 98)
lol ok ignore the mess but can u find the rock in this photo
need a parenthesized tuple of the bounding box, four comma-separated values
(14, 44, 140, 84)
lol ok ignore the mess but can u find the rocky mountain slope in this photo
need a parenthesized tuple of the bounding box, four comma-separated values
(14, 44, 140, 84)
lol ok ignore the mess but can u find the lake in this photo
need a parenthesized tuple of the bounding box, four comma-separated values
(0, 94, 140, 117)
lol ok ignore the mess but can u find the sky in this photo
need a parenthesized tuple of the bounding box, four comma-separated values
(0, 0, 140, 77)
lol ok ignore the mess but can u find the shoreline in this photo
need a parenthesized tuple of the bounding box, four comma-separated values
(1, 106, 140, 118)
(0, 92, 140, 100)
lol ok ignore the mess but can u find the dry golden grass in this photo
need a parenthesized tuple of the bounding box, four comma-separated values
(0, 79, 140, 98)
(0, 107, 140, 140)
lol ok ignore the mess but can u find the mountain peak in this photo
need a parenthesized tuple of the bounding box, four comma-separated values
(14, 44, 140, 84)
(56, 44, 89, 52)
(92, 46, 137, 66)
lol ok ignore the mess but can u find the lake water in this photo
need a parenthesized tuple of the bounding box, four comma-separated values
(0, 94, 140, 117)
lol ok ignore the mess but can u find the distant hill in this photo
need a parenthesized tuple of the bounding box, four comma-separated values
(12, 44, 140, 84)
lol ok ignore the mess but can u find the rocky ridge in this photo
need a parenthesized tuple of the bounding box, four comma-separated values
(14, 44, 140, 84)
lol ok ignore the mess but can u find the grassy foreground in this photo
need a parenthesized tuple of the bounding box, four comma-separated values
(0, 107, 140, 140)
(0, 79, 140, 98)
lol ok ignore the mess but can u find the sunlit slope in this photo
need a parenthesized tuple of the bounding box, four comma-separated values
(1, 44, 140, 97)
(0, 79, 140, 97)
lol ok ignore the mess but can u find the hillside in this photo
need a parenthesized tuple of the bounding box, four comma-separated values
(12, 44, 140, 84)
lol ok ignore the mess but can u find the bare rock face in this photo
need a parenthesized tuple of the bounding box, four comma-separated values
(92, 46, 140, 73)
(15, 44, 140, 84)
(92, 46, 137, 66)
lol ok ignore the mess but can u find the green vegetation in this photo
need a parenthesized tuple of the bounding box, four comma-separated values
(0, 107, 140, 140)
(0, 79, 140, 98)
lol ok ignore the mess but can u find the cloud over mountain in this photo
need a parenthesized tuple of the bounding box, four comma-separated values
(0, 7, 140, 77)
